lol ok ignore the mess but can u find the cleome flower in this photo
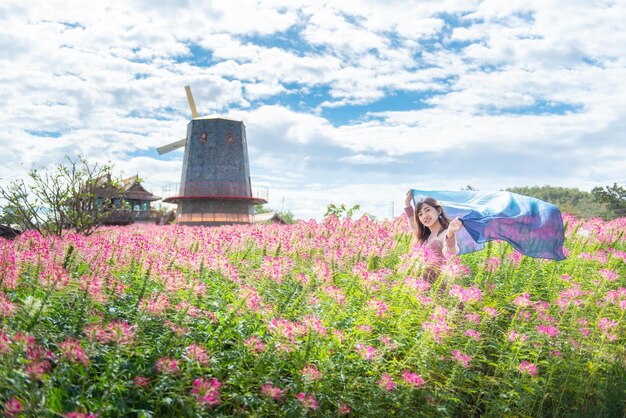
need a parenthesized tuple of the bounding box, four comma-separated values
(191, 377, 221, 407)
(260, 383, 286, 402)
(519, 361, 538, 376)
(58, 338, 90, 366)
(296, 392, 319, 411)
(378, 372, 396, 391)
(402, 371, 425, 388)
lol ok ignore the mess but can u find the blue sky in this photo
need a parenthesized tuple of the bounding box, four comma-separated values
(1, 0, 625, 220)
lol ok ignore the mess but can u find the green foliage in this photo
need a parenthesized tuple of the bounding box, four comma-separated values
(253, 204, 272, 214)
(325, 203, 361, 219)
(592, 183, 626, 219)
(506, 185, 614, 219)
(1, 202, 625, 417)
(0, 155, 122, 236)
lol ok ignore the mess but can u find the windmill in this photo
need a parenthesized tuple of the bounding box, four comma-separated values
(158, 86, 267, 225)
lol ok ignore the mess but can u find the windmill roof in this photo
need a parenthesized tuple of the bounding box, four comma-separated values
(252, 212, 288, 224)
(93, 174, 161, 201)
(121, 176, 161, 201)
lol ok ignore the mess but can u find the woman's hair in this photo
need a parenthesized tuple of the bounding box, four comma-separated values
(413, 197, 451, 243)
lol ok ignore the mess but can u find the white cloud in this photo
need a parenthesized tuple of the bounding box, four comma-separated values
(339, 154, 403, 165)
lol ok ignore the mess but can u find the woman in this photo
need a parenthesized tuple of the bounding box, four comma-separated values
(404, 191, 463, 282)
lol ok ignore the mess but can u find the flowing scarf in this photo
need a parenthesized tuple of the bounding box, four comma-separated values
(410, 189, 566, 260)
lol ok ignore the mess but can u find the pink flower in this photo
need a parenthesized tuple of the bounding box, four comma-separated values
(301, 364, 322, 381)
(440, 258, 471, 278)
(402, 371, 425, 387)
(191, 377, 221, 407)
(332, 329, 345, 343)
(508, 330, 528, 342)
(465, 329, 481, 341)
(0, 292, 17, 318)
(483, 307, 498, 317)
(25, 360, 51, 380)
(465, 313, 481, 324)
(404, 277, 432, 293)
(0, 331, 12, 354)
(261, 383, 285, 402)
(297, 393, 319, 410)
(84, 320, 135, 345)
(140, 293, 171, 316)
(368, 299, 389, 317)
(422, 306, 451, 342)
(185, 343, 209, 365)
(239, 285, 265, 311)
(156, 357, 180, 374)
(303, 315, 328, 337)
(59, 338, 90, 366)
(65, 412, 96, 418)
(244, 336, 266, 354)
(268, 318, 307, 343)
(507, 251, 523, 266)
(513, 293, 533, 307)
(485, 256, 500, 273)
(449, 285, 482, 304)
(27, 346, 55, 362)
(599, 269, 619, 282)
(379, 335, 398, 350)
(598, 317, 618, 332)
(556, 284, 584, 308)
(3, 397, 22, 417)
(356, 324, 373, 333)
(519, 361, 538, 376)
(356, 343, 377, 360)
(134, 376, 150, 388)
(337, 402, 351, 415)
(324, 285, 346, 305)
(451, 350, 471, 368)
(378, 373, 396, 391)
(537, 325, 559, 338)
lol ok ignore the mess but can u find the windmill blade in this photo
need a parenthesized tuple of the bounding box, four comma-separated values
(184, 85, 199, 119)
(157, 138, 187, 155)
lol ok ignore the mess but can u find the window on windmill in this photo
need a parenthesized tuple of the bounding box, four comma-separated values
(226, 132, 235, 144)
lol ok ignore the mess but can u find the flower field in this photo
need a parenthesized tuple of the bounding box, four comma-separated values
(1, 214, 625, 417)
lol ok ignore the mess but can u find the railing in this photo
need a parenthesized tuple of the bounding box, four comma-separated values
(161, 181, 268, 201)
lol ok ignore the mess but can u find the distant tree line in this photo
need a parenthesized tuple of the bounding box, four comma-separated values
(505, 184, 626, 220)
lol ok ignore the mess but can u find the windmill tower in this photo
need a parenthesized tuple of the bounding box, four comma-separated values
(158, 86, 267, 226)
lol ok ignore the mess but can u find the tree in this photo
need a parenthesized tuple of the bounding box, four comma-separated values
(0, 156, 122, 236)
(324, 203, 361, 219)
(592, 183, 626, 218)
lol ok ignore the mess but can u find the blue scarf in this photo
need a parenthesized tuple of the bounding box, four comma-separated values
(410, 189, 566, 260)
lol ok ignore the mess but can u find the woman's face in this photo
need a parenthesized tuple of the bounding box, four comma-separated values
(417, 203, 440, 229)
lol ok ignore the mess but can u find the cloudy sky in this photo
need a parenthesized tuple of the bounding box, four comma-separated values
(1, 0, 625, 220)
